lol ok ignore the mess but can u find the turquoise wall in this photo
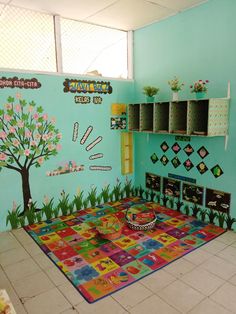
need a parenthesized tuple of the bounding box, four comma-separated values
(0, 71, 134, 231)
(133, 0, 236, 221)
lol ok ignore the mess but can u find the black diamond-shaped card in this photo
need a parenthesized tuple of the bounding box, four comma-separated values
(183, 159, 194, 171)
(197, 146, 209, 159)
(171, 156, 181, 168)
(196, 162, 208, 174)
(172, 142, 181, 154)
(150, 153, 158, 164)
(160, 141, 169, 152)
(184, 144, 194, 156)
(160, 155, 169, 166)
(211, 165, 223, 178)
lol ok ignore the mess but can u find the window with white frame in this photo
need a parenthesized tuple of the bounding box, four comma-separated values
(0, 5, 57, 72)
(60, 18, 128, 79)
(0, 5, 129, 79)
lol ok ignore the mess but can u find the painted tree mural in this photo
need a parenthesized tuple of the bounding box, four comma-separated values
(0, 96, 62, 213)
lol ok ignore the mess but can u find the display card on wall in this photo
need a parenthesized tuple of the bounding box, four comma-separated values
(111, 103, 126, 115)
(150, 153, 158, 164)
(171, 156, 181, 168)
(183, 159, 194, 171)
(206, 188, 231, 213)
(197, 146, 209, 159)
(110, 117, 126, 130)
(160, 141, 169, 152)
(196, 162, 208, 174)
(184, 144, 194, 156)
(145, 172, 161, 191)
(171, 142, 181, 154)
(163, 177, 180, 197)
(182, 183, 204, 205)
(211, 165, 224, 178)
(160, 155, 169, 166)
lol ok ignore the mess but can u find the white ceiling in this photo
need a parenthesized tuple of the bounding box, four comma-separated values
(1, 0, 207, 30)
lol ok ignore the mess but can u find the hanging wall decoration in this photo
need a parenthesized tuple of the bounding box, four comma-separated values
(175, 136, 191, 142)
(89, 166, 112, 171)
(80, 126, 93, 145)
(89, 153, 104, 160)
(160, 155, 169, 166)
(197, 146, 209, 159)
(171, 156, 181, 168)
(74, 96, 91, 104)
(171, 142, 181, 154)
(145, 172, 161, 191)
(183, 159, 194, 171)
(184, 144, 194, 156)
(93, 96, 103, 104)
(0, 76, 41, 89)
(168, 173, 196, 184)
(0, 96, 61, 214)
(111, 104, 126, 115)
(110, 117, 126, 130)
(86, 136, 103, 151)
(63, 79, 112, 94)
(206, 188, 230, 213)
(196, 162, 208, 174)
(182, 183, 204, 205)
(150, 153, 158, 164)
(163, 177, 180, 197)
(72, 122, 79, 142)
(46, 161, 84, 176)
(160, 141, 169, 152)
(211, 165, 224, 178)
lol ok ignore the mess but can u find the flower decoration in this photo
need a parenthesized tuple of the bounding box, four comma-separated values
(190, 80, 209, 93)
(168, 76, 184, 92)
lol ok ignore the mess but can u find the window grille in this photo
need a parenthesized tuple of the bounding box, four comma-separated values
(0, 5, 56, 72)
(60, 18, 128, 79)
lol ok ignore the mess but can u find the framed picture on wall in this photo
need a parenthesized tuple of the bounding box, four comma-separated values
(145, 172, 161, 191)
(162, 177, 180, 197)
(206, 188, 231, 213)
(182, 183, 204, 205)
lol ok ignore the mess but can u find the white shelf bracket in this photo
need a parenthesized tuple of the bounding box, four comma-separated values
(224, 135, 229, 150)
(227, 81, 231, 99)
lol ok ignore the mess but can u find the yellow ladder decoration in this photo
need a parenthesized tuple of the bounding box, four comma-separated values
(121, 132, 133, 175)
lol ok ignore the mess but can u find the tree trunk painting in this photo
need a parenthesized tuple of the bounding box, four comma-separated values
(20, 168, 32, 213)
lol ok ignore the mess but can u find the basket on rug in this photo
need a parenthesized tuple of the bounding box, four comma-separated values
(96, 215, 122, 240)
(125, 206, 157, 231)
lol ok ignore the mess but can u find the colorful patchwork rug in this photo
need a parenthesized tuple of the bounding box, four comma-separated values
(24, 198, 225, 303)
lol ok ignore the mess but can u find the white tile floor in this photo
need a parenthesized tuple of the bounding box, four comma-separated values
(1, 229, 236, 313)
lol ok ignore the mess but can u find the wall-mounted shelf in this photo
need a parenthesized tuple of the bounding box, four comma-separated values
(128, 98, 230, 137)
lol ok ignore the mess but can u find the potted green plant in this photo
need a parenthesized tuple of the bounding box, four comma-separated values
(142, 86, 159, 102)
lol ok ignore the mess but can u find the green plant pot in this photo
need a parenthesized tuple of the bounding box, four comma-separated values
(195, 92, 206, 99)
(146, 96, 155, 103)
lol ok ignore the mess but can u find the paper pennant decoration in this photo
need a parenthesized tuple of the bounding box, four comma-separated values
(150, 153, 158, 164)
(160, 141, 169, 152)
(160, 155, 169, 166)
(171, 156, 181, 168)
(211, 165, 224, 178)
(197, 146, 209, 159)
(184, 144, 194, 156)
(171, 142, 181, 154)
(183, 159, 194, 171)
(196, 162, 208, 174)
